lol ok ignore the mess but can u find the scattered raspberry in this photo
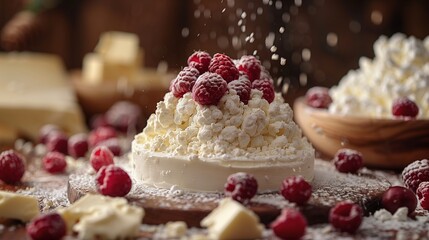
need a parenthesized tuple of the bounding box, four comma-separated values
(228, 77, 251, 104)
(333, 148, 364, 174)
(402, 159, 429, 192)
(329, 201, 363, 233)
(208, 53, 239, 82)
(90, 146, 114, 172)
(90, 114, 110, 129)
(252, 78, 275, 103)
(237, 55, 262, 81)
(88, 126, 117, 148)
(0, 150, 25, 184)
(171, 67, 200, 98)
(106, 101, 143, 133)
(68, 133, 88, 158)
(26, 213, 66, 240)
(95, 138, 122, 156)
(381, 186, 417, 214)
(417, 182, 429, 210)
(392, 97, 419, 118)
(305, 87, 333, 109)
(224, 172, 258, 203)
(270, 208, 307, 240)
(39, 124, 61, 144)
(45, 132, 68, 155)
(187, 51, 211, 74)
(280, 176, 312, 205)
(192, 72, 228, 105)
(96, 165, 132, 197)
(42, 152, 67, 174)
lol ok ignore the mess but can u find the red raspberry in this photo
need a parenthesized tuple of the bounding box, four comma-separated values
(208, 53, 239, 82)
(280, 176, 312, 205)
(417, 182, 429, 210)
(45, 132, 68, 155)
(224, 172, 258, 203)
(333, 148, 364, 174)
(402, 159, 429, 192)
(252, 78, 275, 103)
(171, 67, 200, 98)
(106, 101, 143, 133)
(381, 186, 417, 214)
(270, 208, 307, 240)
(68, 133, 88, 158)
(305, 87, 333, 109)
(95, 138, 122, 156)
(88, 126, 117, 148)
(329, 201, 363, 233)
(0, 150, 25, 184)
(90, 114, 110, 129)
(392, 97, 419, 118)
(39, 124, 61, 144)
(237, 55, 262, 81)
(90, 146, 114, 172)
(192, 72, 228, 105)
(228, 77, 251, 104)
(96, 165, 132, 197)
(26, 213, 66, 240)
(187, 51, 211, 74)
(42, 152, 67, 174)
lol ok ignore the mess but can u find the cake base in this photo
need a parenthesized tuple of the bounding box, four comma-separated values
(67, 159, 390, 227)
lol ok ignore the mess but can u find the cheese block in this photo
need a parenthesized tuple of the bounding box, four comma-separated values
(0, 53, 86, 143)
(0, 190, 40, 222)
(95, 31, 141, 65)
(58, 194, 144, 240)
(82, 31, 143, 84)
(201, 198, 264, 240)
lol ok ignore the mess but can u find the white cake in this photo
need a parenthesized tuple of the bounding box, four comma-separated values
(132, 88, 314, 192)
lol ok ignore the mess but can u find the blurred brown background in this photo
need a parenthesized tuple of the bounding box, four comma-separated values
(1, 0, 429, 103)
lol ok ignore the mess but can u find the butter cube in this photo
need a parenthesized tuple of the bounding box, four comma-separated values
(82, 53, 103, 84)
(0, 191, 40, 222)
(59, 194, 144, 240)
(201, 198, 263, 240)
(83, 31, 143, 83)
(96, 31, 140, 65)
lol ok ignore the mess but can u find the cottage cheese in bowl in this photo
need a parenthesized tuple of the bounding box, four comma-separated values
(329, 33, 429, 119)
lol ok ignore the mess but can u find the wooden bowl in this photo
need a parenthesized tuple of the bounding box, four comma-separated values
(294, 97, 429, 169)
(70, 69, 174, 118)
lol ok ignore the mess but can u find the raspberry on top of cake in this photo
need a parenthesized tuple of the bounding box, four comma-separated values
(132, 52, 314, 192)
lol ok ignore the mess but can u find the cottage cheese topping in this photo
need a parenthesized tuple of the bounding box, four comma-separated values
(329, 34, 429, 118)
(132, 89, 314, 192)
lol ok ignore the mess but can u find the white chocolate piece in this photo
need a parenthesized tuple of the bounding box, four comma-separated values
(59, 194, 144, 240)
(0, 191, 39, 222)
(201, 198, 263, 240)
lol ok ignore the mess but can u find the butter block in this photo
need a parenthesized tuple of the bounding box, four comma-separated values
(201, 198, 263, 240)
(96, 31, 140, 65)
(0, 191, 40, 222)
(0, 53, 86, 141)
(83, 31, 143, 83)
(82, 53, 104, 84)
(59, 194, 144, 240)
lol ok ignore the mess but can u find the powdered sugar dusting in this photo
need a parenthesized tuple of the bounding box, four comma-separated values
(69, 159, 388, 214)
(311, 160, 390, 206)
